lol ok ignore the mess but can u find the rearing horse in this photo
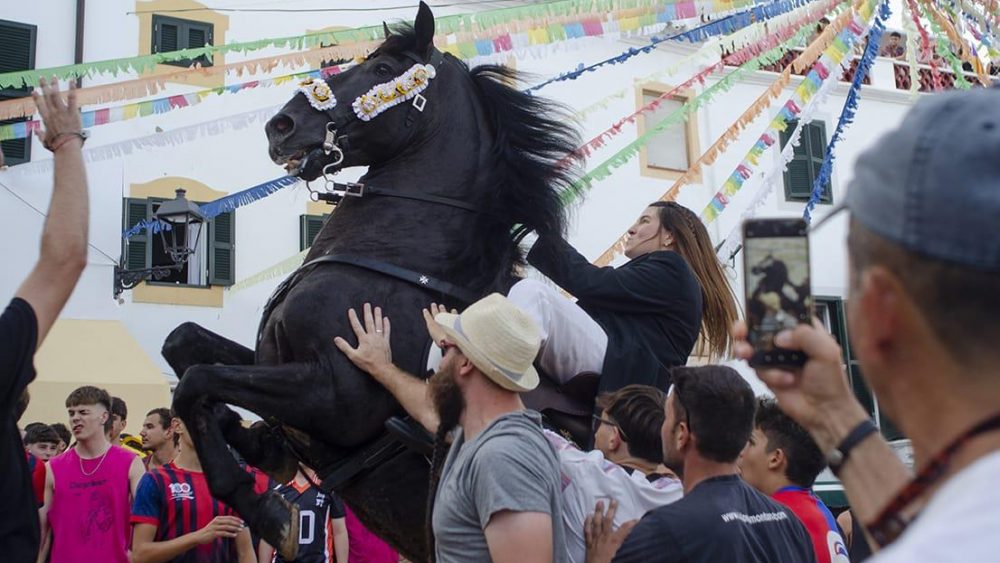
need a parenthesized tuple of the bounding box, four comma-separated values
(164, 3, 580, 560)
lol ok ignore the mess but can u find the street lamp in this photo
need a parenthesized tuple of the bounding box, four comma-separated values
(114, 188, 207, 298)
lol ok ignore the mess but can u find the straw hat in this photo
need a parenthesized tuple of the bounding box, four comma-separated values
(433, 293, 541, 393)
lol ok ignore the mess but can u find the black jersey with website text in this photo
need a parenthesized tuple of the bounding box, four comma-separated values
(0, 299, 40, 562)
(272, 480, 346, 563)
(613, 475, 816, 563)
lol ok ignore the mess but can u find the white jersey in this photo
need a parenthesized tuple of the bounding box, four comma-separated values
(543, 430, 684, 563)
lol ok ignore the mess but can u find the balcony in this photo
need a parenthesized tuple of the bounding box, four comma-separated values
(725, 47, 996, 92)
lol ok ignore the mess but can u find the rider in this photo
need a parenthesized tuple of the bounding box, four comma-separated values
(510, 201, 738, 392)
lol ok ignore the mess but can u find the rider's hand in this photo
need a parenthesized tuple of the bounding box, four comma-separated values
(334, 303, 393, 377)
(422, 303, 458, 345)
(32, 77, 83, 151)
(584, 500, 636, 563)
(196, 516, 244, 544)
(732, 319, 871, 452)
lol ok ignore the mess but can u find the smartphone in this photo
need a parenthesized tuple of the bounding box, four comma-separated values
(742, 218, 812, 367)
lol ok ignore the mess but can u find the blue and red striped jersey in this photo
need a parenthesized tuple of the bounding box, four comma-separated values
(131, 463, 240, 563)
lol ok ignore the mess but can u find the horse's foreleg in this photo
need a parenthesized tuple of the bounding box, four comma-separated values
(210, 403, 300, 484)
(173, 362, 330, 560)
(162, 322, 255, 378)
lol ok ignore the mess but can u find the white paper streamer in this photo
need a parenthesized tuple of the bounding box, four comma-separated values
(1, 105, 282, 178)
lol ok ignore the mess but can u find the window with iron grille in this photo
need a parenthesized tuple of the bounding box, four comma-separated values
(299, 214, 329, 251)
(780, 120, 832, 204)
(123, 197, 235, 287)
(152, 15, 214, 68)
(0, 19, 37, 166)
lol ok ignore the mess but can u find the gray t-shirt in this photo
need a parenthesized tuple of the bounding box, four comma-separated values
(432, 410, 567, 563)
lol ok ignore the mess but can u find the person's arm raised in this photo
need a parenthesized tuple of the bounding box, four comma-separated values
(528, 236, 681, 312)
(15, 78, 89, 349)
(333, 302, 440, 434)
(733, 320, 911, 545)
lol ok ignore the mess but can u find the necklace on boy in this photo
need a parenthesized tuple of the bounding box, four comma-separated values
(79, 445, 112, 477)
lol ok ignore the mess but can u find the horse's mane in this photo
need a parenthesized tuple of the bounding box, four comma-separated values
(379, 26, 583, 293)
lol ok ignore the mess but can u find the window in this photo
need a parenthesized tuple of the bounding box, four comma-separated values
(299, 214, 328, 251)
(781, 120, 832, 203)
(152, 15, 214, 68)
(123, 198, 235, 287)
(637, 84, 699, 180)
(815, 296, 903, 440)
(0, 19, 37, 166)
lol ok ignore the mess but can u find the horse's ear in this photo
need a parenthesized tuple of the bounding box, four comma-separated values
(382, 21, 391, 39)
(414, 1, 435, 55)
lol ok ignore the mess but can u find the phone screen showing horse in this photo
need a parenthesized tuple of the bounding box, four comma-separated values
(742, 218, 812, 367)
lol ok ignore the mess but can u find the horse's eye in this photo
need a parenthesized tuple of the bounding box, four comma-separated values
(374, 63, 393, 77)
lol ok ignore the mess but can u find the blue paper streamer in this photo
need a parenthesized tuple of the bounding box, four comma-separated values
(122, 175, 300, 239)
(524, 0, 813, 94)
(803, 0, 891, 222)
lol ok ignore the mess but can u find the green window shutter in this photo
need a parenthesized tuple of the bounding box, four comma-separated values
(209, 211, 235, 286)
(185, 22, 214, 67)
(807, 121, 832, 204)
(0, 20, 36, 89)
(152, 15, 213, 67)
(299, 214, 327, 251)
(782, 120, 832, 202)
(0, 20, 36, 165)
(154, 20, 179, 53)
(123, 198, 153, 271)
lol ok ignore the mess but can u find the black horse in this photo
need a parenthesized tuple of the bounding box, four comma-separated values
(165, 3, 582, 560)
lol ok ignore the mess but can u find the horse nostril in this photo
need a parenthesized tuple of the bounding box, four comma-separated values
(269, 114, 294, 136)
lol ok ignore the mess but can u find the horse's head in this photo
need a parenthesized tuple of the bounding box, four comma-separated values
(266, 2, 441, 181)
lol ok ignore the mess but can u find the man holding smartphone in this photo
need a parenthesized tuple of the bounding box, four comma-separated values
(735, 87, 1000, 561)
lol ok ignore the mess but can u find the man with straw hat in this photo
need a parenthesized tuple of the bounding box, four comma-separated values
(334, 295, 567, 563)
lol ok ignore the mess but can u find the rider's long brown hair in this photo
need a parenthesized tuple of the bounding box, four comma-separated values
(650, 202, 739, 359)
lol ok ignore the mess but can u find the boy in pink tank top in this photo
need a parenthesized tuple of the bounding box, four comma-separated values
(38, 386, 145, 563)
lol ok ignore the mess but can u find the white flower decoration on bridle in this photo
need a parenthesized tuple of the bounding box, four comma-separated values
(297, 77, 337, 111)
(352, 63, 437, 122)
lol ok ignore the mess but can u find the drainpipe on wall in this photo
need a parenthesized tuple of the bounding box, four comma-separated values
(74, 0, 85, 87)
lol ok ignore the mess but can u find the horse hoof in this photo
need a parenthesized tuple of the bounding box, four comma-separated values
(254, 490, 300, 560)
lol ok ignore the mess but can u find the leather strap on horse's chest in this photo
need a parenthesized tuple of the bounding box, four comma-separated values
(315, 181, 485, 216)
(303, 254, 480, 303)
(256, 253, 479, 346)
(317, 431, 410, 492)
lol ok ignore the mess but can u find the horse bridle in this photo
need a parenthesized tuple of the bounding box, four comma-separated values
(305, 47, 455, 205)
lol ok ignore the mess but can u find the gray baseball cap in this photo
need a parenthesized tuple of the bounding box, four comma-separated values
(813, 87, 1000, 272)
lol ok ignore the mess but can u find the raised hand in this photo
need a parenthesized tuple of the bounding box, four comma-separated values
(334, 303, 393, 376)
(732, 319, 870, 451)
(422, 302, 458, 344)
(32, 77, 84, 152)
(584, 500, 637, 563)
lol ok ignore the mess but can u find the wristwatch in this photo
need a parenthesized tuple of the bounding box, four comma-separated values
(826, 419, 878, 475)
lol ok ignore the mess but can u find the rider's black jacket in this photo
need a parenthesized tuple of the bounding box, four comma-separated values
(527, 235, 702, 393)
